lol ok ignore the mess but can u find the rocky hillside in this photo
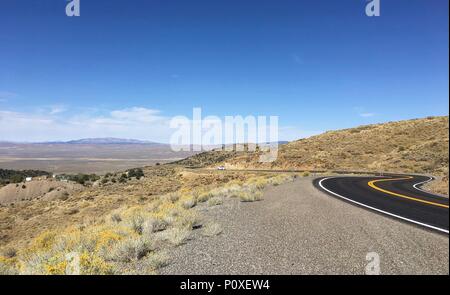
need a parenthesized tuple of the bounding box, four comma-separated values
(179, 116, 449, 194)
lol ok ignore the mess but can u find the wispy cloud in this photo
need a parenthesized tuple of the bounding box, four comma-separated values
(110, 107, 163, 123)
(0, 107, 172, 143)
(0, 106, 312, 143)
(359, 112, 375, 118)
(354, 107, 376, 118)
(49, 105, 68, 115)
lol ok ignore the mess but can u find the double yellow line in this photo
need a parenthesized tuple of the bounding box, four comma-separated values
(368, 176, 449, 209)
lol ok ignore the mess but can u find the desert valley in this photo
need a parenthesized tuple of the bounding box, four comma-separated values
(0, 116, 448, 275)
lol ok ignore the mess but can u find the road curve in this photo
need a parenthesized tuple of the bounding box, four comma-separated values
(314, 175, 449, 234)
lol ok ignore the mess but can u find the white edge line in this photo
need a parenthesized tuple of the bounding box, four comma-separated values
(412, 176, 435, 194)
(318, 177, 449, 234)
(412, 176, 448, 198)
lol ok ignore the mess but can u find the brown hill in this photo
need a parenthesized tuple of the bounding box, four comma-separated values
(178, 116, 449, 194)
(0, 180, 84, 205)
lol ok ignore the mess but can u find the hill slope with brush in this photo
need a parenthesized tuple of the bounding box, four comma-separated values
(179, 116, 449, 194)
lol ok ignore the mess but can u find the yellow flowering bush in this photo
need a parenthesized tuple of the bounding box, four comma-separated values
(2, 173, 292, 275)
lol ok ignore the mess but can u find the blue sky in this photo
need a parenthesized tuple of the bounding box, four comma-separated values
(0, 0, 448, 142)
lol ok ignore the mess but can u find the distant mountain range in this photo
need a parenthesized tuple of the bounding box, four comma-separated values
(0, 138, 162, 145)
(0, 138, 289, 146)
(63, 138, 161, 145)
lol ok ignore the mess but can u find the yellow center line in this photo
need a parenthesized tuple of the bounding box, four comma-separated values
(367, 176, 449, 209)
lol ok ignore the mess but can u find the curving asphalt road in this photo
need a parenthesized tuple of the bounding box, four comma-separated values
(315, 175, 449, 234)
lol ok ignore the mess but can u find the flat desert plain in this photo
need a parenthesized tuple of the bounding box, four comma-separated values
(0, 143, 196, 174)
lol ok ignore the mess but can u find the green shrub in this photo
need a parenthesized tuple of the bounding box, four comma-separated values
(127, 168, 145, 180)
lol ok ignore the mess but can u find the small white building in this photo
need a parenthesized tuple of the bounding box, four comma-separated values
(25, 177, 33, 182)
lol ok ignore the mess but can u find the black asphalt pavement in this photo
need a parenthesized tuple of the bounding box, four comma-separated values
(315, 175, 449, 233)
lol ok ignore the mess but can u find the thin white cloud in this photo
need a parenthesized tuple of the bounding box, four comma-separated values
(0, 107, 172, 143)
(49, 105, 68, 115)
(0, 110, 53, 125)
(353, 107, 376, 118)
(359, 112, 375, 118)
(110, 107, 163, 123)
(0, 106, 311, 143)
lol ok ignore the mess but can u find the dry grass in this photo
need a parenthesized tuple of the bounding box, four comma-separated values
(189, 116, 448, 195)
(157, 227, 191, 246)
(0, 173, 294, 274)
(238, 190, 263, 202)
(202, 222, 223, 237)
(207, 197, 224, 207)
(0, 166, 185, 249)
(0, 194, 195, 274)
(423, 176, 449, 196)
(179, 196, 197, 209)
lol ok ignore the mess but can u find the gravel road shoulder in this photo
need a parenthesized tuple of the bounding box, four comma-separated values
(160, 177, 449, 275)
